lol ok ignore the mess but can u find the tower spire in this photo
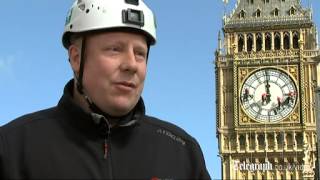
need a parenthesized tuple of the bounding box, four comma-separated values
(217, 31, 222, 55)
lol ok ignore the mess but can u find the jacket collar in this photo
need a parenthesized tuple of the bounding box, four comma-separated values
(57, 80, 145, 135)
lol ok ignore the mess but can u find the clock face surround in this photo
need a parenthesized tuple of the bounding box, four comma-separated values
(240, 68, 298, 123)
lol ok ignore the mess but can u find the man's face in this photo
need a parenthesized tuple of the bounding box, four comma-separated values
(79, 32, 148, 116)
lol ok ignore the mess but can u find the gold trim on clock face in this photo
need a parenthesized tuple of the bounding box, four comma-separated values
(240, 68, 298, 123)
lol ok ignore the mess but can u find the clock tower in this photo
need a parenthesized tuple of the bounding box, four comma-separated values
(215, 0, 320, 179)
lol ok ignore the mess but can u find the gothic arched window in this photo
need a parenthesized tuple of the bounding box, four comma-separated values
(284, 32, 290, 49)
(247, 34, 253, 52)
(258, 134, 264, 150)
(290, 7, 296, 15)
(293, 31, 299, 49)
(296, 132, 303, 149)
(265, 33, 272, 50)
(256, 33, 262, 51)
(267, 133, 274, 150)
(277, 132, 284, 150)
(239, 135, 245, 151)
(274, 8, 279, 16)
(249, 134, 255, 150)
(238, 34, 244, 52)
(256, 9, 261, 17)
(286, 133, 293, 149)
(274, 32, 281, 50)
(240, 10, 246, 18)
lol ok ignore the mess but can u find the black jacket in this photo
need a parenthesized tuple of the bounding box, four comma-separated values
(0, 80, 210, 179)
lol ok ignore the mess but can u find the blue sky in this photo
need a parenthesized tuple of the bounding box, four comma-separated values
(0, 0, 319, 179)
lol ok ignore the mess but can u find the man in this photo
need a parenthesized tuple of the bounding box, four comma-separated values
(0, 0, 210, 179)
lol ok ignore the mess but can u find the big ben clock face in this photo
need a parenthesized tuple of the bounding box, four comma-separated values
(240, 68, 298, 123)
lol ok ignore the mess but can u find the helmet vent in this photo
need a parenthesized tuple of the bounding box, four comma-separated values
(78, 3, 85, 11)
(86, 9, 90, 13)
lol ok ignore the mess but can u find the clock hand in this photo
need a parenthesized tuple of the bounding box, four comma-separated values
(277, 96, 281, 110)
(265, 80, 271, 104)
(264, 70, 271, 104)
(261, 93, 266, 105)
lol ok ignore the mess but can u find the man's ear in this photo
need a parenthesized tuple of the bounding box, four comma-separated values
(68, 44, 81, 75)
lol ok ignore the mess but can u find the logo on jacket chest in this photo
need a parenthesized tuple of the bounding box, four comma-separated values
(156, 129, 186, 146)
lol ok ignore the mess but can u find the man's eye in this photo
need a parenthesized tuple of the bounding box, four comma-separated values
(111, 47, 120, 51)
(105, 46, 121, 52)
(135, 50, 147, 59)
(137, 51, 146, 57)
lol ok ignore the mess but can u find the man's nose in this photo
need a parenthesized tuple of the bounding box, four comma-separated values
(120, 49, 138, 73)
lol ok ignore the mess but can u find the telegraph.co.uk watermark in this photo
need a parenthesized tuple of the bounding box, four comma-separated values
(234, 160, 305, 172)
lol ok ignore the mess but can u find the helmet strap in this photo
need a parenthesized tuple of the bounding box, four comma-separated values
(77, 36, 87, 95)
(146, 45, 150, 62)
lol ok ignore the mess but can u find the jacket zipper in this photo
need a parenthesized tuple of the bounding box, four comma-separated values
(103, 118, 111, 159)
(104, 137, 109, 159)
(102, 117, 113, 179)
(90, 113, 114, 178)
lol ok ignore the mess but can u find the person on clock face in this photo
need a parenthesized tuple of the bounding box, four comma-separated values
(0, 0, 210, 179)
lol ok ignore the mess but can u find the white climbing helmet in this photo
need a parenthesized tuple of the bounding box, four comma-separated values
(62, 0, 157, 48)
